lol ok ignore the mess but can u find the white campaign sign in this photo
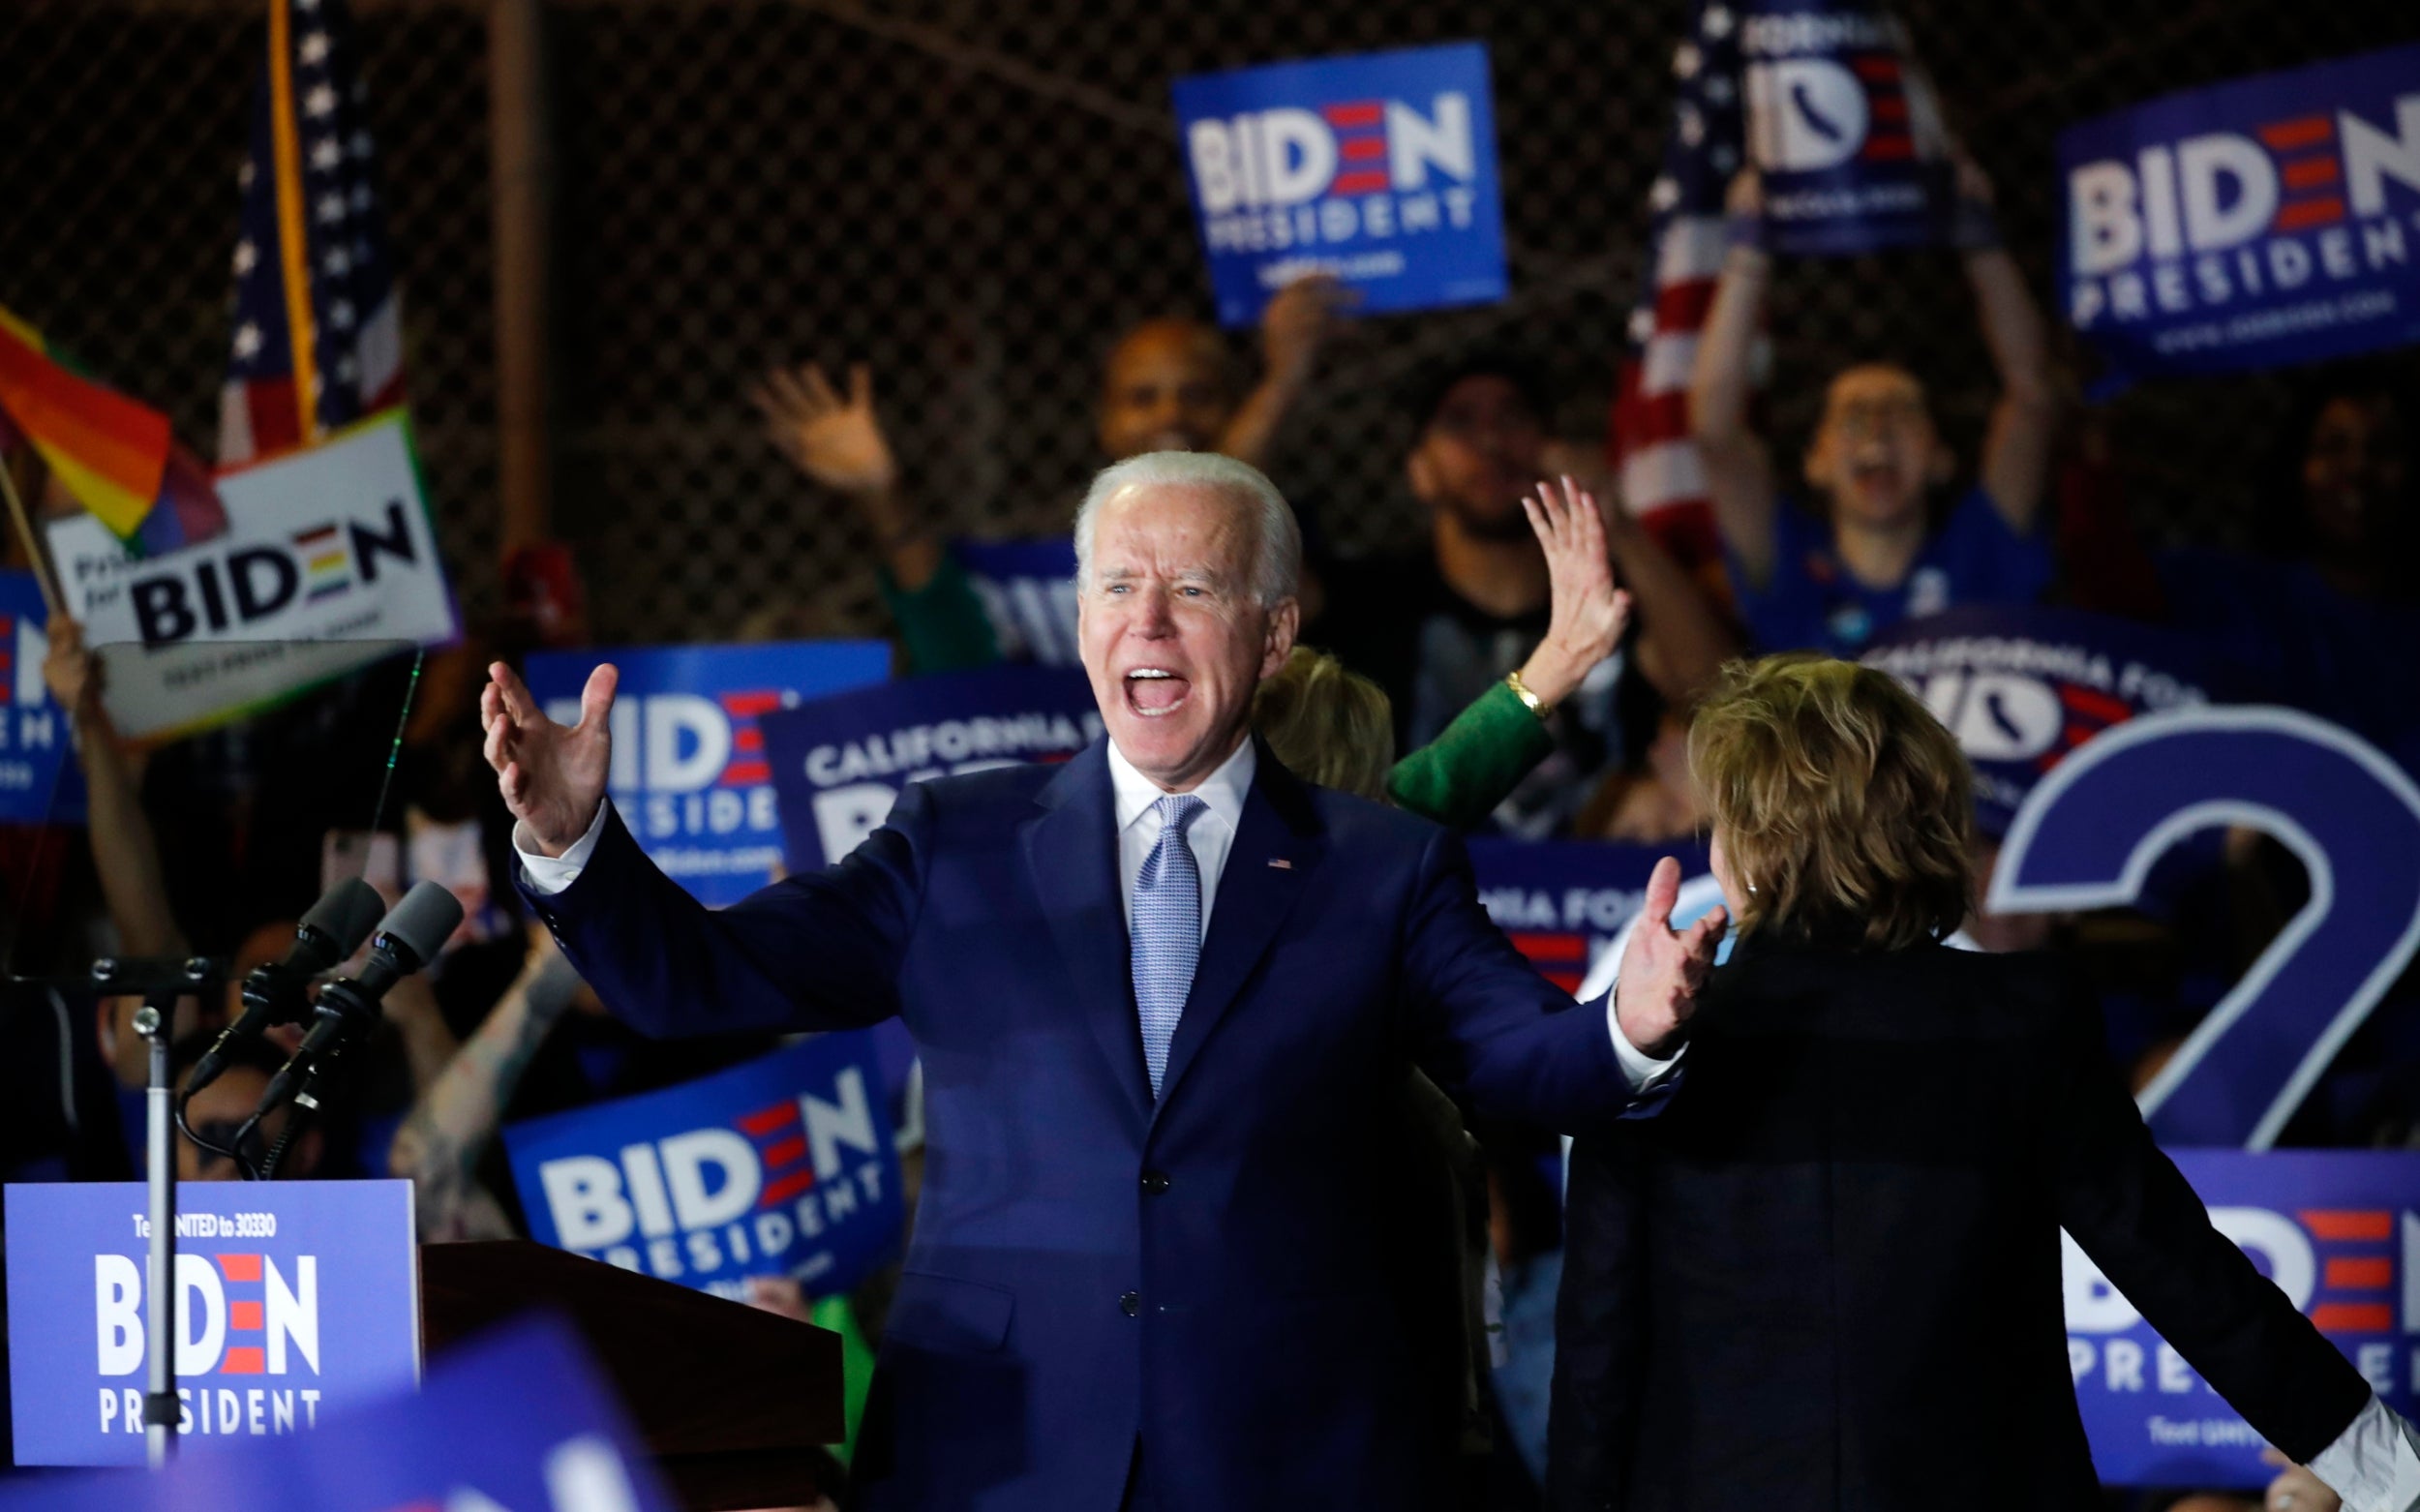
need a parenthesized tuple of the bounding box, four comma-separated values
(45, 409, 458, 739)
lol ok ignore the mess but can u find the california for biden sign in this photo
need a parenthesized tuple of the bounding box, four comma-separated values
(1173, 42, 1507, 326)
(2060, 42, 2420, 378)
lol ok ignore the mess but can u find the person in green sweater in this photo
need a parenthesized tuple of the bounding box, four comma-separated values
(1254, 472, 1631, 829)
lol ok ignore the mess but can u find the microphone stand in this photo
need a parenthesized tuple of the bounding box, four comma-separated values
(89, 953, 218, 1467)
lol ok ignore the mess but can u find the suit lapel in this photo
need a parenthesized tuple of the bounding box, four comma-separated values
(1019, 741, 1153, 1128)
(1155, 745, 1321, 1113)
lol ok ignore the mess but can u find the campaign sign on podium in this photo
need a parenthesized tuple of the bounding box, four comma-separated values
(1173, 42, 1507, 326)
(2068, 1151, 2420, 1486)
(0, 1316, 675, 1512)
(505, 1033, 903, 1302)
(4, 1179, 420, 1467)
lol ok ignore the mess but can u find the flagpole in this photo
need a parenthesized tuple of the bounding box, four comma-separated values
(0, 450, 66, 619)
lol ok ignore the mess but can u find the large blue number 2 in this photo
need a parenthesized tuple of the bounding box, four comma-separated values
(1989, 707, 2420, 1149)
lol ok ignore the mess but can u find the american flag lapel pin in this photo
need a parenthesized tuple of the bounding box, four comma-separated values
(1267, 858, 1292, 870)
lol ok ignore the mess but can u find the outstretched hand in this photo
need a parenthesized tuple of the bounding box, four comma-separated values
(480, 660, 617, 857)
(749, 361, 899, 499)
(1515, 474, 1633, 709)
(1616, 856, 1728, 1058)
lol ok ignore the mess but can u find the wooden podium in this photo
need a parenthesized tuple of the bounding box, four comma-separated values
(420, 1241, 844, 1510)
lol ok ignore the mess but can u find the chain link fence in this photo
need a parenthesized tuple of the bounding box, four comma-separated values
(4, 0, 2414, 645)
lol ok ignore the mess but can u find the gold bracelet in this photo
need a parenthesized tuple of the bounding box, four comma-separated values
(1505, 669, 1553, 720)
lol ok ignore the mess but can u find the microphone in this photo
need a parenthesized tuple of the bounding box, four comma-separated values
(254, 882, 464, 1119)
(183, 879, 385, 1097)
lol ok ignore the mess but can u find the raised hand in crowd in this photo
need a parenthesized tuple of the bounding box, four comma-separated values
(45, 612, 192, 1086)
(1950, 156, 2058, 533)
(1220, 273, 1355, 470)
(1511, 474, 1632, 709)
(390, 920, 589, 1242)
(481, 660, 616, 857)
(1615, 855, 1727, 1058)
(749, 361, 940, 590)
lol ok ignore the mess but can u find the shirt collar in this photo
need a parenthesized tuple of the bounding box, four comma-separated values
(1107, 733, 1255, 837)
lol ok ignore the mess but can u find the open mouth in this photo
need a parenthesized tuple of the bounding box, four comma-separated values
(1123, 667, 1192, 718)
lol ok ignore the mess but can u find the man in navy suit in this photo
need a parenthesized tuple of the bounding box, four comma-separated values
(480, 451, 1725, 1511)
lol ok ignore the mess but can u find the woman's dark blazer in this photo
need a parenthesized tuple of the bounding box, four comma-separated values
(1547, 934, 2371, 1512)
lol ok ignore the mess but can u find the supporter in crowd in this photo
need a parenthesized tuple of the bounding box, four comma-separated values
(750, 277, 1352, 674)
(1570, 701, 1701, 845)
(1690, 161, 2057, 655)
(389, 922, 589, 1241)
(2156, 368, 2418, 771)
(1314, 355, 1738, 836)
(171, 1032, 320, 1181)
(1258, 475, 1638, 830)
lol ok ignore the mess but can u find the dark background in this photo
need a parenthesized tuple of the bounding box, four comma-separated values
(3, 0, 2415, 642)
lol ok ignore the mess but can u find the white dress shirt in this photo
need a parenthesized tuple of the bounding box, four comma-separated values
(515, 734, 1678, 1092)
(2312, 1394, 2420, 1512)
(1106, 736, 1252, 941)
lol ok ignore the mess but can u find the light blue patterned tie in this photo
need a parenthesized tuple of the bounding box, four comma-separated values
(1132, 794, 1208, 1099)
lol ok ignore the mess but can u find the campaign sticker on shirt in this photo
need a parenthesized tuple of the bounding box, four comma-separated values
(525, 641, 891, 905)
(2067, 1149, 2420, 1486)
(2060, 42, 2420, 378)
(1172, 42, 1508, 327)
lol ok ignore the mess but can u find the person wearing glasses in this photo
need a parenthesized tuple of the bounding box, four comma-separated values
(1690, 161, 2058, 656)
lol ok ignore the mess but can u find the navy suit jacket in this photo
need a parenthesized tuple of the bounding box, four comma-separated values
(520, 739, 1657, 1511)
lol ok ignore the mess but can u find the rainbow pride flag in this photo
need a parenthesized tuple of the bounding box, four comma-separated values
(0, 303, 225, 553)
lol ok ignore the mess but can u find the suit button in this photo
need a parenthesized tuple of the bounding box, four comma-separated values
(1119, 1290, 1140, 1317)
(1140, 1170, 1170, 1194)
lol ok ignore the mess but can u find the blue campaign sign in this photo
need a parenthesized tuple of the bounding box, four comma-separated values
(2068, 1150, 2420, 1486)
(0, 1315, 676, 1512)
(1739, 0, 1954, 255)
(525, 640, 890, 906)
(955, 536, 1079, 666)
(0, 570, 84, 825)
(3, 1179, 419, 1467)
(1468, 838, 1710, 998)
(1993, 707, 2420, 1150)
(505, 1033, 904, 1302)
(1173, 42, 1507, 327)
(1861, 605, 2224, 836)
(2060, 43, 2420, 378)
(760, 664, 1102, 872)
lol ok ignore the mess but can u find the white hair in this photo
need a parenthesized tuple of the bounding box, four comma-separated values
(1073, 451, 1303, 608)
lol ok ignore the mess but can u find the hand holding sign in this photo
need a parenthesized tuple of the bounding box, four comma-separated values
(482, 660, 617, 857)
(1614, 855, 1728, 1057)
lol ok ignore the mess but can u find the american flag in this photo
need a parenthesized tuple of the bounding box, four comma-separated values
(218, 0, 404, 466)
(1611, 0, 1752, 574)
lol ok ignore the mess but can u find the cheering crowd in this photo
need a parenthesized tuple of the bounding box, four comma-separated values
(2, 152, 2416, 1512)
